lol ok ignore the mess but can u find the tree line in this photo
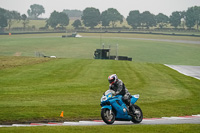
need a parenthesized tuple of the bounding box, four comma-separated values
(0, 4, 200, 31)
(0, 8, 25, 31)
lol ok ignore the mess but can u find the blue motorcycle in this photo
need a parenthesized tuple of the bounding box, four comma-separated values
(100, 90, 143, 124)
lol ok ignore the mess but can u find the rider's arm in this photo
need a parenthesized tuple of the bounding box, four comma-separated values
(115, 80, 125, 95)
(109, 85, 117, 96)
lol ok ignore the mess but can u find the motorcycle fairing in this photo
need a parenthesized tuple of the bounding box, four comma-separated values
(131, 94, 139, 104)
(101, 105, 112, 110)
(109, 95, 132, 120)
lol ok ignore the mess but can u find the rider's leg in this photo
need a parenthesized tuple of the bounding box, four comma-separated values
(129, 103, 136, 114)
(123, 94, 136, 114)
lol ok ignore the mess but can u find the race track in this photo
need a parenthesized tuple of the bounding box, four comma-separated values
(84, 36, 200, 45)
(165, 65, 200, 80)
(0, 115, 200, 127)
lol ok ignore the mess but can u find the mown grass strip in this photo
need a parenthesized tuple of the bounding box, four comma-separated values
(0, 57, 199, 123)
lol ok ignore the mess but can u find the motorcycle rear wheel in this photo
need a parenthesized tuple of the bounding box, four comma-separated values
(101, 108, 115, 124)
(131, 105, 143, 123)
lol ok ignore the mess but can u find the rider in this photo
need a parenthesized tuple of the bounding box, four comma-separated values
(108, 74, 135, 115)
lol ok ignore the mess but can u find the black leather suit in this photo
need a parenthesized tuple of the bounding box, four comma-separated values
(109, 79, 132, 107)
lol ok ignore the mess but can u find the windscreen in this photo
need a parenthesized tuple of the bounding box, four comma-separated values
(104, 90, 115, 95)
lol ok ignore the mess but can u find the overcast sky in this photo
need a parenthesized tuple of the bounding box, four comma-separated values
(1, 0, 200, 18)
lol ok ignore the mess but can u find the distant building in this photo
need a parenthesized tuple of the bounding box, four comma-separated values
(94, 49, 132, 61)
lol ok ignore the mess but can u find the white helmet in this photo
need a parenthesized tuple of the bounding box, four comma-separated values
(108, 74, 118, 85)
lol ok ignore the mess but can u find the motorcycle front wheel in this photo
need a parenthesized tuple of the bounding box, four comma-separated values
(101, 108, 115, 124)
(131, 105, 143, 123)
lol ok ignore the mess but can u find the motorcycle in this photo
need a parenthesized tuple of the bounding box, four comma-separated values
(100, 90, 143, 124)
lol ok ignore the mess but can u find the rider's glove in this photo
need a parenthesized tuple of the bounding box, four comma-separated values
(112, 91, 116, 96)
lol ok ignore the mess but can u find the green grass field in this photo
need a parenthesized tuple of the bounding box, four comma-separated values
(0, 33, 200, 65)
(0, 57, 199, 122)
(0, 33, 199, 132)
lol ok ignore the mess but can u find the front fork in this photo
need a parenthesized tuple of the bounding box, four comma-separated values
(107, 109, 114, 120)
(106, 109, 113, 116)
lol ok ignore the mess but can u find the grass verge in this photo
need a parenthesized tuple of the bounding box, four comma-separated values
(0, 124, 199, 133)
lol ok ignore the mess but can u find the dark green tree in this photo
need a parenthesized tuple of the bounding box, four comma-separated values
(193, 6, 200, 30)
(170, 11, 181, 28)
(27, 4, 45, 19)
(105, 8, 123, 28)
(47, 11, 69, 29)
(126, 10, 141, 29)
(185, 8, 196, 29)
(0, 15, 7, 31)
(0, 8, 8, 31)
(186, 7, 196, 29)
(81, 7, 100, 29)
(155, 13, 169, 29)
(101, 10, 110, 28)
(59, 12, 69, 28)
(21, 14, 29, 29)
(0, 8, 7, 14)
(46, 11, 59, 28)
(141, 11, 156, 29)
(6, 11, 21, 30)
(72, 19, 82, 29)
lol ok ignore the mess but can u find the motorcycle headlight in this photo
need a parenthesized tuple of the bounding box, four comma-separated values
(101, 96, 107, 102)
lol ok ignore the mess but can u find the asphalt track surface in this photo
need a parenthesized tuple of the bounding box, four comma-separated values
(7, 35, 200, 45)
(165, 65, 200, 80)
(84, 36, 200, 45)
(0, 115, 199, 127)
